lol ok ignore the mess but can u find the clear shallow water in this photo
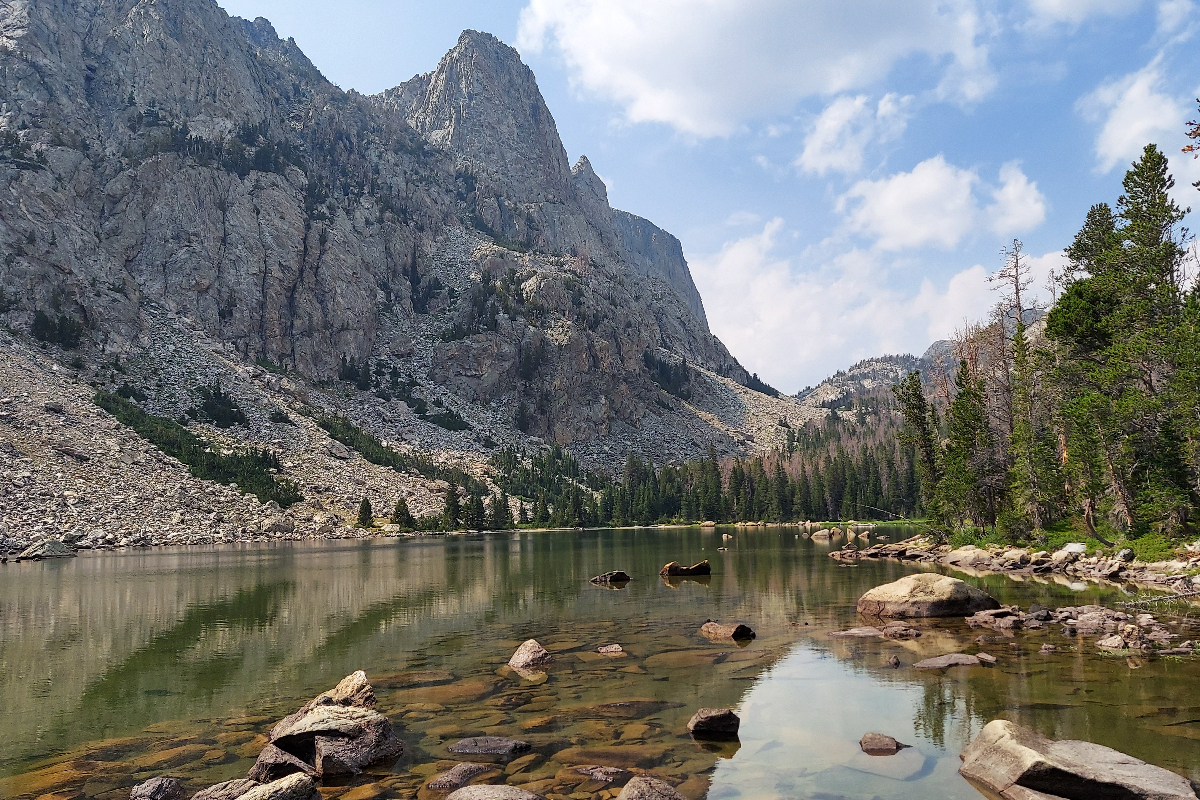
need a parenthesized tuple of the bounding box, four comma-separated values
(1, 527, 1198, 800)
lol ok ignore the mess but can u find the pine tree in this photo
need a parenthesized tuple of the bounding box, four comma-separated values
(442, 483, 462, 530)
(391, 496, 414, 529)
(357, 497, 374, 527)
(892, 372, 943, 527)
(488, 491, 514, 530)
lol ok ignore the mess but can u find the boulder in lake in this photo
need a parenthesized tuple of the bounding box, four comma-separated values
(508, 639, 552, 670)
(448, 737, 532, 757)
(445, 786, 547, 800)
(859, 733, 908, 756)
(574, 766, 632, 785)
(700, 621, 756, 641)
(256, 672, 402, 780)
(960, 719, 1198, 800)
(857, 573, 999, 618)
(598, 644, 624, 655)
(659, 560, 711, 577)
(687, 708, 740, 739)
(914, 653, 981, 669)
(130, 777, 185, 800)
(16, 538, 75, 560)
(616, 776, 687, 800)
(192, 780, 260, 800)
(591, 570, 631, 584)
(237, 773, 318, 800)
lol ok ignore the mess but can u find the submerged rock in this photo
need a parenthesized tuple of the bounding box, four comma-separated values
(914, 653, 981, 669)
(616, 776, 687, 800)
(597, 644, 624, 655)
(192, 780, 260, 800)
(130, 776, 185, 800)
(960, 719, 1198, 800)
(448, 737, 532, 757)
(686, 708, 740, 739)
(427, 763, 494, 791)
(573, 766, 632, 785)
(859, 733, 908, 756)
(445, 786, 546, 800)
(699, 621, 756, 641)
(508, 639, 552, 670)
(248, 744, 317, 783)
(659, 560, 711, 577)
(857, 573, 999, 618)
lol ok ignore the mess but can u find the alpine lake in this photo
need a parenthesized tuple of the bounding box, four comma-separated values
(3, 526, 1200, 800)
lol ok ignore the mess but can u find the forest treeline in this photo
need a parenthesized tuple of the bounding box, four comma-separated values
(893, 143, 1200, 547)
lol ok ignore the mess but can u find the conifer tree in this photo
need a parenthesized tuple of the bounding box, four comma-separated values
(391, 496, 414, 529)
(357, 497, 373, 527)
(442, 483, 462, 530)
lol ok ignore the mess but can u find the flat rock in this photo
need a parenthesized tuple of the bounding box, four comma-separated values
(960, 719, 1198, 800)
(686, 708, 740, 739)
(616, 777, 687, 800)
(448, 737, 532, 757)
(914, 653, 981, 669)
(659, 560, 710, 577)
(699, 621, 756, 641)
(192, 780, 260, 800)
(237, 774, 318, 800)
(590, 571, 631, 584)
(830, 626, 884, 638)
(597, 644, 624, 655)
(445, 787, 546, 800)
(131, 776, 185, 800)
(427, 763, 493, 791)
(859, 733, 908, 756)
(16, 539, 75, 560)
(857, 573, 999, 618)
(508, 639, 552, 670)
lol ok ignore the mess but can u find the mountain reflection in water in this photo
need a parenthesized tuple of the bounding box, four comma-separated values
(1, 527, 1196, 800)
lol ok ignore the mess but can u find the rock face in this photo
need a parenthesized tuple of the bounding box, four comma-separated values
(686, 708, 740, 739)
(699, 621, 756, 641)
(960, 719, 1198, 800)
(130, 777, 185, 800)
(250, 672, 402, 780)
(659, 560, 711, 577)
(857, 573, 999, 618)
(616, 777, 687, 800)
(0, 0, 820, 473)
(508, 640, 552, 670)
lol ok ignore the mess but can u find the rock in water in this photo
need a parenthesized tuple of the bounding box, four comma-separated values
(687, 708, 740, 739)
(301, 669, 376, 711)
(857, 573, 999, 618)
(130, 777, 185, 800)
(445, 786, 547, 800)
(859, 733, 908, 756)
(659, 560, 711, 577)
(192, 780, 260, 800)
(16, 539, 75, 560)
(616, 777, 687, 800)
(960, 719, 1198, 800)
(597, 644, 624, 655)
(237, 773, 319, 800)
(699, 621, 756, 641)
(448, 737, 532, 757)
(427, 763, 493, 790)
(590, 570, 631, 584)
(248, 744, 317, 783)
(914, 653, 981, 669)
(508, 639, 552, 670)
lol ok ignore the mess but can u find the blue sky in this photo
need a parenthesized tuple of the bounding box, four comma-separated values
(219, 0, 1200, 394)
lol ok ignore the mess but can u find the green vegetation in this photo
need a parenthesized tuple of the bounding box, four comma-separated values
(643, 350, 691, 399)
(357, 497, 374, 527)
(391, 497, 414, 529)
(94, 391, 302, 507)
(892, 141, 1200, 552)
(189, 383, 247, 428)
(31, 310, 84, 349)
(316, 414, 484, 492)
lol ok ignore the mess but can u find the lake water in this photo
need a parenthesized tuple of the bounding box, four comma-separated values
(2, 526, 1198, 800)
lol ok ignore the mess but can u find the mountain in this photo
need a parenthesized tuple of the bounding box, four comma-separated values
(0, 2, 831, 469)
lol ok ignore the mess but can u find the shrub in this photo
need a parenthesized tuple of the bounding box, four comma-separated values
(193, 383, 247, 428)
(316, 414, 484, 492)
(94, 390, 302, 507)
(426, 409, 471, 431)
(31, 309, 84, 349)
(1129, 532, 1179, 563)
(269, 408, 294, 425)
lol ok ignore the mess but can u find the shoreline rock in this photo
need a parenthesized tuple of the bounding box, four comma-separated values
(857, 573, 999, 618)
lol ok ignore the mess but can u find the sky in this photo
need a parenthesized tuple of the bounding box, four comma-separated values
(218, 0, 1200, 394)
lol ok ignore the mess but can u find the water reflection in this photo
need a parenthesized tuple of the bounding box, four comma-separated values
(0, 527, 1195, 800)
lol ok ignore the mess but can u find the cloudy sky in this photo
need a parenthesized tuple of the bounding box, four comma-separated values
(219, 0, 1200, 394)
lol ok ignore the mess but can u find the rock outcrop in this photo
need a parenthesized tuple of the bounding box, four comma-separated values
(960, 720, 1198, 800)
(856, 573, 999, 618)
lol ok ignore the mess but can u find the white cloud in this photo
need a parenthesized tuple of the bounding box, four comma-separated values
(840, 156, 979, 250)
(796, 94, 912, 176)
(516, 0, 994, 137)
(1027, 0, 1146, 26)
(1079, 55, 1187, 172)
(1157, 0, 1196, 33)
(986, 161, 1048, 234)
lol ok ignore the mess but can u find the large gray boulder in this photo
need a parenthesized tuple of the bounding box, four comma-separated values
(960, 719, 1198, 800)
(507, 639, 552, 670)
(686, 708, 740, 739)
(192, 780, 260, 800)
(616, 777, 687, 800)
(445, 787, 546, 800)
(16, 539, 75, 560)
(236, 774, 318, 800)
(857, 573, 999, 618)
(131, 777, 184, 800)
